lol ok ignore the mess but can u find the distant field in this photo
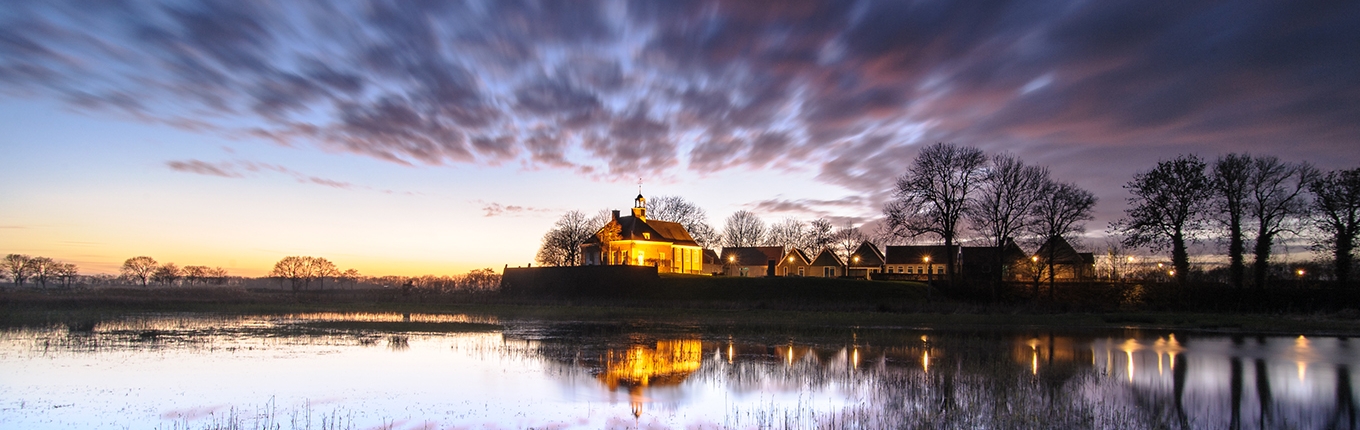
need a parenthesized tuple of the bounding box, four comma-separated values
(3, 276, 1359, 335)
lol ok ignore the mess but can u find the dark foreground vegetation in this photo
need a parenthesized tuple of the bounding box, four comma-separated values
(3, 274, 1359, 335)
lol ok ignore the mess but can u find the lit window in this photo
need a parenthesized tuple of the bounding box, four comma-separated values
(643, 233, 650, 240)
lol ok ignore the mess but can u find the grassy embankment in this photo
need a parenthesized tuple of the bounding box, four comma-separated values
(2, 274, 1359, 335)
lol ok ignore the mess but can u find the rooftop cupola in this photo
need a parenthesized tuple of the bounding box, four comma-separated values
(632, 193, 647, 221)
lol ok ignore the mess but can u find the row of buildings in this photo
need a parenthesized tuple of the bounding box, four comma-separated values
(579, 193, 1095, 281)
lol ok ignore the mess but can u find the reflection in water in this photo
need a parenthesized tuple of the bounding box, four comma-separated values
(596, 339, 703, 418)
(3, 313, 1360, 429)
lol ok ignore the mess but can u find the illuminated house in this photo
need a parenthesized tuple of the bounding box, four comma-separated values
(808, 249, 845, 278)
(845, 241, 886, 278)
(720, 246, 784, 277)
(580, 193, 705, 274)
(775, 248, 812, 277)
(1033, 235, 1096, 281)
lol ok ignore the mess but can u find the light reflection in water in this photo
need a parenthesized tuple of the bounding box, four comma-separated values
(2, 314, 1359, 429)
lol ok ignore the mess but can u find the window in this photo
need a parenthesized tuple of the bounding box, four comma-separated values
(643, 233, 651, 240)
(798, 267, 805, 276)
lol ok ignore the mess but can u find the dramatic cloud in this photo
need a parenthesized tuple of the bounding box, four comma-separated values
(7, 0, 1360, 214)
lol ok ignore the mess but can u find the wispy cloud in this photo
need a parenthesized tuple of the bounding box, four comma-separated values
(477, 201, 554, 218)
(164, 158, 368, 192)
(6, 0, 1358, 208)
(166, 160, 243, 178)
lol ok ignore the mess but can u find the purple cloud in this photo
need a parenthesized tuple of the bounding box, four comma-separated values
(4, 0, 1358, 220)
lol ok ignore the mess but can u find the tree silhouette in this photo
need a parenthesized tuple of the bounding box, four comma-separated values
(1112, 155, 1212, 285)
(766, 218, 806, 252)
(1030, 181, 1096, 298)
(2, 254, 32, 287)
(721, 210, 766, 248)
(121, 256, 159, 287)
(884, 142, 987, 284)
(1245, 157, 1317, 288)
(969, 152, 1048, 292)
(29, 257, 55, 288)
(153, 262, 181, 286)
(806, 218, 836, 253)
(1211, 153, 1252, 289)
(646, 195, 718, 247)
(1310, 168, 1360, 286)
(535, 210, 597, 266)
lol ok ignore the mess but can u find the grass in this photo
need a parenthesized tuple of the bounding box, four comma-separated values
(2, 278, 1359, 336)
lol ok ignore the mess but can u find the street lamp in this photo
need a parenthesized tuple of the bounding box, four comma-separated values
(923, 256, 932, 300)
(1031, 255, 1041, 296)
(1297, 269, 1306, 277)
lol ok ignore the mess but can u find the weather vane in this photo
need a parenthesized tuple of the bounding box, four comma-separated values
(638, 176, 642, 194)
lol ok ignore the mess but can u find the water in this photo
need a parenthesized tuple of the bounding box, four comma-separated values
(1, 312, 1357, 429)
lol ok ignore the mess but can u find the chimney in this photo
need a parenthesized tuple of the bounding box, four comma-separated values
(612, 210, 620, 221)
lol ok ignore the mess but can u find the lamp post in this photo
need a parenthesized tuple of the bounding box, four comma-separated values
(1031, 255, 1041, 298)
(924, 256, 932, 300)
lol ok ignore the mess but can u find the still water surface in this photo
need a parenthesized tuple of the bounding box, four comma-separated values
(1, 312, 1357, 429)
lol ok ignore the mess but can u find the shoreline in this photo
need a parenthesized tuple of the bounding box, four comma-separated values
(3, 286, 1359, 337)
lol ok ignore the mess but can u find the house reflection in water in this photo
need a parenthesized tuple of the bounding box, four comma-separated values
(596, 339, 703, 418)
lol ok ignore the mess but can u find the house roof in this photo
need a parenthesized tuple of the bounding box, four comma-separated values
(720, 246, 784, 266)
(1034, 236, 1090, 264)
(584, 215, 699, 247)
(703, 249, 720, 264)
(809, 249, 844, 267)
(884, 245, 958, 265)
(848, 241, 885, 267)
(959, 240, 1030, 265)
(778, 248, 812, 266)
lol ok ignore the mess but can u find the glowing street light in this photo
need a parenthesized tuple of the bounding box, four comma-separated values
(923, 256, 933, 300)
(1297, 269, 1306, 277)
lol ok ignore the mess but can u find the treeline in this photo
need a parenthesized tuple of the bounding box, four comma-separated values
(2, 254, 80, 288)
(3, 253, 502, 293)
(118, 256, 230, 287)
(1112, 154, 1359, 288)
(266, 255, 500, 294)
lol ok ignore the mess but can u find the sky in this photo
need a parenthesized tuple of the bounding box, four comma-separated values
(1, 0, 1358, 277)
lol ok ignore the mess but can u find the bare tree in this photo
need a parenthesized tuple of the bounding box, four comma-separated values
(310, 258, 338, 290)
(1211, 153, 1253, 289)
(54, 263, 78, 288)
(29, 257, 55, 288)
(2, 254, 32, 287)
(207, 267, 229, 285)
(535, 210, 597, 266)
(1246, 157, 1318, 288)
(722, 210, 766, 248)
(271, 256, 309, 291)
(969, 152, 1049, 291)
(688, 222, 719, 249)
(766, 218, 806, 252)
(1098, 239, 1134, 281)
(833, 224, 866, 268)
(340, 268, 362, 289)
(1310, 168, 1360, 286)
(884, 142, 987, 284)
(182, 265, 207, 285)
(646, 195, 718, 248)
(806, 218, 836, 252)
(121, 256, 159, 287)
(1112, 155, 1213, 285)
(1030, 180, 1097, 298)
(153, 263, 181, 286)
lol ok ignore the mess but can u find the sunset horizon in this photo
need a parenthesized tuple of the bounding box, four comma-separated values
(3, 1, 1357, 278)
